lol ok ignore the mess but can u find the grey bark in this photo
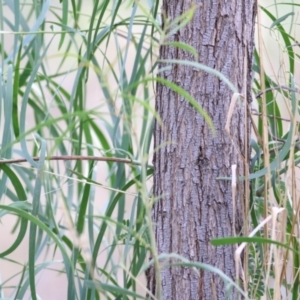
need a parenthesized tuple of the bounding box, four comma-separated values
(148, 1, 257, 299)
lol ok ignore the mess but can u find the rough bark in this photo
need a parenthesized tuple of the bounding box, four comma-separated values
(148, 1, 257, 299)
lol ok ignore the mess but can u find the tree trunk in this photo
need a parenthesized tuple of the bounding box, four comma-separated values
(148, 1, 257, 299)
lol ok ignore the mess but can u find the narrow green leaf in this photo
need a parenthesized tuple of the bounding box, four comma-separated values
(28, 136, 46, 300)
(76, 162, 93, 234)
(12, 38, 23, 138)
(85, 281, 147, 299)
(0, 165, 27, 200)
(261, 7, 294, 75)
(58, 0, 68, 49)
(163, 41, 198, 59)
(0, 205, 72, 268)
(211, 237, 298, 254)
(270, 12, 295, 28)
(130, 76, 215, 133)
(0, 217, 28, 257)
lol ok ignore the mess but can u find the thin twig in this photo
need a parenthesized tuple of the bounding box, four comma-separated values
(255, 85, 298, 98)
(251, 112, 297, 123)
(0, 155, 141, 166)
(287, 43, 300, 48)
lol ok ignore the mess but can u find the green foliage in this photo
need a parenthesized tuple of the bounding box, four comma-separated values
(248, 243, 265, 299)
(0, 1, 235, 299)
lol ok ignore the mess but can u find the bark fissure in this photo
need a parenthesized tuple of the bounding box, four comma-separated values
(149, 1, 257, 299)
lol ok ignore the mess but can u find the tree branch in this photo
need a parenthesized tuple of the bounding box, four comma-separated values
(255, 85, 299, 98)
(0, 155, 141, 166)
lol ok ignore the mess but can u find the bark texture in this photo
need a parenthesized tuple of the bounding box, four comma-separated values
(148, 1, 257, 299)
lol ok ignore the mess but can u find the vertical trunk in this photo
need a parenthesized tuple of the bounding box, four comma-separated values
(148, 1, 257, 299)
